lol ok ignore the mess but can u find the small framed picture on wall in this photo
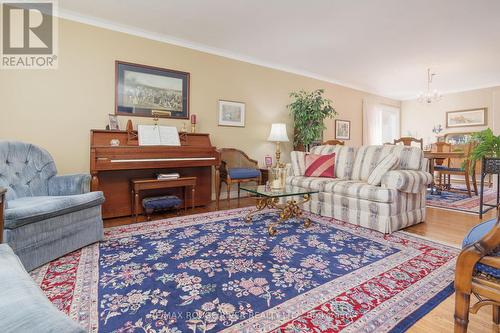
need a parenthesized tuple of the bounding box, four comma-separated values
(218, 100, 245, 127)
(335, 119, 350, 140)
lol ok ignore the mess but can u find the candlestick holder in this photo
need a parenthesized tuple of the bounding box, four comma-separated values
(191, 124, 196, 133)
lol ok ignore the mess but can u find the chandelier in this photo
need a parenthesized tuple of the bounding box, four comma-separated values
(418, 68, 442, 104)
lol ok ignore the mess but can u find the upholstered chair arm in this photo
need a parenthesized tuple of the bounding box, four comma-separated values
(48, 174, 91, 196)
(380, 170, 433, 193)
(0, 187, 5, 243)
(455, 208, 500, 293)
(290, 151, 306, 177)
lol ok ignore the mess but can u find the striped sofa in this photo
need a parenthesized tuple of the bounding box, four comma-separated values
(287, 145, 432, 233)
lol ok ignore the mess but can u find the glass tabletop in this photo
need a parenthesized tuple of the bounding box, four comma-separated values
(240, 185, 318, 198)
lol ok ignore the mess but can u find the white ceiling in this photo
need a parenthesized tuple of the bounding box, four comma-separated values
(59, 0, 500, 100)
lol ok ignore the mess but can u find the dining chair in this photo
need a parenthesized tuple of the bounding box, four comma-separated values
(432, 142, 453, 187)
(393, 137, 424, 149)
(435, 142, 478, 197)
(322, 139, 345, 146)
(454, 205, 500, 332)
(218, 148, 261, 208)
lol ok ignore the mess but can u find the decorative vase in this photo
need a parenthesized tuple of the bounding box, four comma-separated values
(270, 167, 287, 190)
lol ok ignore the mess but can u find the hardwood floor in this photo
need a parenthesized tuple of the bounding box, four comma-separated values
(104, 196, 499, 333)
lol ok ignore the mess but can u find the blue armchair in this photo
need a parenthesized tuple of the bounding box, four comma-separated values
(0, 141, 105, 271)
(454, 209, 500, 332)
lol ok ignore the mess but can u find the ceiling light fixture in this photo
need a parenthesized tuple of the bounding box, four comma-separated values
(418, 68, 442, 104)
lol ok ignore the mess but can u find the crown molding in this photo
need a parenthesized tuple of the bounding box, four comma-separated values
(57, 8, 396, 100)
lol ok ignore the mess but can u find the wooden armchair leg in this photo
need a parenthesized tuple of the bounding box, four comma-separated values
(454, 291, 471, 333)
(494, 305, 500, 325)
(218, 180, 222, 202)
(464, 174, 472, 197)
(226, 182, 231, 209)
(237, 182, 241, 207)
(472, 173, 478, 195)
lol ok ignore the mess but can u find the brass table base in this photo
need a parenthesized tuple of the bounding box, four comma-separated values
(245, 194, 312, 235)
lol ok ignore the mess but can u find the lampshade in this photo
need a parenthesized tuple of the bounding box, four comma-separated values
(267, 123, 289, 142)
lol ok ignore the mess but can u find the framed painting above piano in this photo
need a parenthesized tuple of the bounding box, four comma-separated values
(115, 61, 190, 119)
(90, 129, 220, 219)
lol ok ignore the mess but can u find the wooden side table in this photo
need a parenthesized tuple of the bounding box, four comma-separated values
(0, 187, 6, 243)
(131, 177, 196, 221)
(260, 168, 270, 185)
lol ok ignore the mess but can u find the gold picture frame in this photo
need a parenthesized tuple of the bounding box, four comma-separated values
(335, 119, 350, 140)
(446, 108, 487, 128)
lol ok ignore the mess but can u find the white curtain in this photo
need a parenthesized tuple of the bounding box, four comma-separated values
(363, 99, 401, 145)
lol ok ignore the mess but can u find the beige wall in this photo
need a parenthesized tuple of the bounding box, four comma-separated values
(0, 19, 398, 174)
(493, 88, 500, 134)
(401, 87, 500, 146)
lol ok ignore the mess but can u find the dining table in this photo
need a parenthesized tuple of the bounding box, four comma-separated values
(423, 150, 465, 195)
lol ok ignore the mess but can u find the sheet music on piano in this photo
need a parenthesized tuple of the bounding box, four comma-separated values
(138, 125, 181, 146)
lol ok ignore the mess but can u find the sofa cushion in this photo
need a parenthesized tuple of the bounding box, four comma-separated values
(351, 145, 423, 181)
(228, 167, 260, 179)
(433, 166, 464, 172)
(462, 218, 500, 279)
(309, 145, 357, 179)
(143, 195, 182, 210)
(305, 153, 335, 178)
(0, 244, 85, 333)
(286, 176, 342, 192)
(4, 191, 105, 229)
(324, 180, 396, 203)
(367, 153, 400, 186)
(290, 151, 307, 176)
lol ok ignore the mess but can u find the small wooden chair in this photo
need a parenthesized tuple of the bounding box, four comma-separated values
(454, 205, 500, 332)
(218, 148, 261, 208)
(432, 142, 453, 187)
(436, 142, 478, 197)
(322, 139, 345, 146)
(394, 137, 424, 149)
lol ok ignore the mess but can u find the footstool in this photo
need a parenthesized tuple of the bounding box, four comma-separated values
(142, 195, 183, 221)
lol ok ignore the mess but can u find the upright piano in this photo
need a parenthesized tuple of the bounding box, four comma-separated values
(90, 129, 220, 219)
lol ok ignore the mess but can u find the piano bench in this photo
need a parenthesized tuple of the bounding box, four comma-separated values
(142, 195, 183, 221)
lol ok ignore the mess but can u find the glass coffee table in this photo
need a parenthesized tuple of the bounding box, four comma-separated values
(240, 185, 319, 236)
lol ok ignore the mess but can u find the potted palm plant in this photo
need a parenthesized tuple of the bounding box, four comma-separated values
(467, 128, 500, 173)
(288, 89, 337, 151)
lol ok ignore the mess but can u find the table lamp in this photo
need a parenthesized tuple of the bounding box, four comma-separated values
(267, 123, 289, 167)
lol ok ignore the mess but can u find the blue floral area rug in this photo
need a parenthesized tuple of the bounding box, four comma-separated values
(31, 208, 459, 333)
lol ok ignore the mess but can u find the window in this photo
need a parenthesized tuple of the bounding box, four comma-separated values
(363, 100, 400, 145)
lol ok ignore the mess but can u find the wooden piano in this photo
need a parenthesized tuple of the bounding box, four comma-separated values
(90, 128, 220, 219)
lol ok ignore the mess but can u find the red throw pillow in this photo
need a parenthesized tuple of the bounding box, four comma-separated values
(304, 153, 336, 178)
